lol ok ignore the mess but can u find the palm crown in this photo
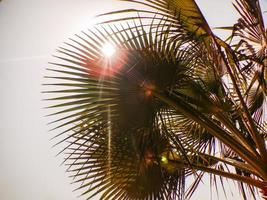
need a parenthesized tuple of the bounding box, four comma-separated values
(44, 0, 267, 199)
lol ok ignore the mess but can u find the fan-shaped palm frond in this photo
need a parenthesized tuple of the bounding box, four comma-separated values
(230, 0, 267, 125)
(66, 125, 186, 200)
(45, 21, 200, 199)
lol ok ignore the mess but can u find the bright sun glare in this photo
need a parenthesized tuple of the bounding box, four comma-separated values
(102, 43, 116, 58)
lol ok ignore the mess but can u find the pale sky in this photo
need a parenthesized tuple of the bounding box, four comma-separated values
(0, 0, 264, 200)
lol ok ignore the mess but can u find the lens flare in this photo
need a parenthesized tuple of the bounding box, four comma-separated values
(102, 43, 116, 57)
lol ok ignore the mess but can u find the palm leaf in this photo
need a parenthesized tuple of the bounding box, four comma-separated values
(45, 21, 198, 199)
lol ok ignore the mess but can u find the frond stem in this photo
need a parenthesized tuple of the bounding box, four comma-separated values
(153, 90, 267, 179)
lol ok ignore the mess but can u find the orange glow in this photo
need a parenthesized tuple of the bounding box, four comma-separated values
(143, 83, 155, 97)
(85, 49, 128, 78)
(145, 89, 152, 97)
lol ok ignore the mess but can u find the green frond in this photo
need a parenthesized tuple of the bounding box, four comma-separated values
(45, 21, 199, 199)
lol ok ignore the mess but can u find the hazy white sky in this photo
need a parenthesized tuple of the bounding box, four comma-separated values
(0, 0, 264, 200)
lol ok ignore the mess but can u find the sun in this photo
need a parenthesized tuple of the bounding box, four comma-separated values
(102, 42, 116, 58)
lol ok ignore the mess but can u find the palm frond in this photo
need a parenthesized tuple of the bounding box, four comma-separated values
(45, 21, 199, 199)
(44, 1, 267, 200)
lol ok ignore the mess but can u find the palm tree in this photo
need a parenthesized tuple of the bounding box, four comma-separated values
(44, 0, 267, 199)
